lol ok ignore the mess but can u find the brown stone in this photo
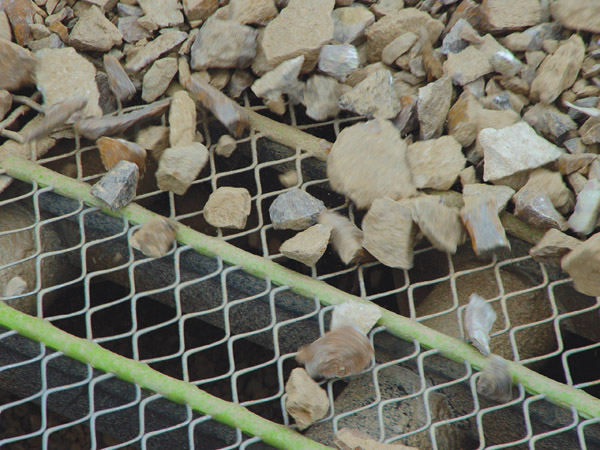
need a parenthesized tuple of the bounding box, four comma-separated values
(562, 232, 600, 296)
(97, 137, 147, 176)
(463, 183, 515, 214)
(567, 179, 600, 236)
(417, 75, 452, 140)
(142, 58, 178, 102)
(381, 32, 417, 66)
(103, 54, 136, 103)
(304, 75, 341, 121)
(406, 136, 465, 190)
(530, 229, 581, 266)
(317, 210, 366, 265)
(229, 0, 278, 26)
(513, 187, 568, 231)
(182, 0, 218, 23)
(448, 90, 482, 146)
(550, 0, 600, 34)
(215, 134, 237, 158)
(525, 169, 574, 214)
(285, 368, 329, 430)
(136, 125, 169, 160)
(557, 154, 598, 176)
(0, 38, 35, 91)
(580, 118, 600, 145)
(481, 0, 541, 31)
(203, 187, 252, 229)
(523, 103, 577, 140)
(130, 217, 177, 258)
(0, 90, 11, 121)
(2, 0, 41, 45)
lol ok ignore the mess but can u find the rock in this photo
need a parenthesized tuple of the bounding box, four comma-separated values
(381, 32, 417, 66)
(525, 168, 574, 214)
(447, 91, 482, 147)
(406, 136, 465, 190)
(568, 179, 600, 236)
(557, 154, 598, 176)
(35, 47, 101, 119)
(280, 224, 332, 266)
(117, 17, 151, 44)
(562, 232, 600, 296)
(335, 428, 417, 450)
(523, 104, 576, 140)
(262, 0, 334, 73)
(141, 58, 178, 103)
(251, 55, 304, 109)
(168, 90, 196, 148)
(156, 143, 209, 195)
(477, 355, 512, 403)
(461, 197, 510, 255)
(529, 228, 581, 266)
(441, 19, 473, 55)
(131, 217, 177, 258)
(69, 5, 122, 52)
(318, 44, 359, 82)
(370, 0, 405, 18)
(513, 187, 568, 231)
(338, 69, 400, 119)
(550, 0, 600, 34)
(125, 30, 187, 73)
(464, 294, 496, 356)
(97, 137, 147, 176)
(317, 210, 366, 265)
(136, 125, 169, 160)
(269, 189, 325, 230)
(460, 166, 477, 186)
(190, 18, 257, 70)
(530, 35, 585, 104)
(474, 108, 521, 156)
(4, 276, 28, 298)
(0, 90, 11, 121)
(215, 134, 237, 157)
(304, 75, 341, 121)
(103, 54, 136, 103)
(91, 161, 139, 211)
(182, 0, 218, 23)
(481, 122, 563, 182)
(444, 46, 492, 86)
(0, 39, 35, 91)
(568, 172, 588, 196)
(284, 368, 329, 430)
(0, 11, 11, 42)
(2, 0, 40, 45)
(327, 119, 416, 209)
(409, 196, 464, 254)
(229, 0, 278, 25)
(137, 0, 183, 28)
(481, 0, 541, 31)
(331, 301, 380, 336)
(365, 8, 443, 63)
(564, 138, 588, 155)
(463, 183, 514, 214)
(227, 70, 254, 98)
(332, 5, 374, 44)
(393, 93, 418, 136)
(203, 187, 251, 229)
(489, 49, 522, 77)
(24, 96, 87, 142)
(417, 76, 452, 140)
(580, 118, 600, 146)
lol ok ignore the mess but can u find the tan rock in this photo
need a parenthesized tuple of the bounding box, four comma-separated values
(2, 0, 40, 45)
(23, 97, 87, 142)
(406, 136, 465, 190)
(230, 0, 277, 25)
(169, 91, 197, 147)
(0, 90, 11, 121)
(125, 30, 187, 73)
(525, 168, 574, 214)
(550, 0, 600, 34)
(461, 197, 510, 255)
(103, 54, 136, 103)
(327, 119, 416, 209)
(530, 229, 581, 266)
(142, 58, 178, 102)
(317, 210, 366, 265)
(215, 134, 237, 158)
(280, 224, 331, 266)
(530, 35, 585, 104)
(562, 232, 600, 296)
(117, 16, 151, 44)
(69, 5, 122, 52)
(474, 108, 520, 156)
(304, 75, 341, 121)
(580, 118, 600, 146)
(362, 197, 415, 269)
(0, 11, 11, 42)
(381, 32, 417, 66)
(448, 90, 482, 146)
(444, 46, 492, 86)
(138, 0, 183, 28)
(285, 368, 328, 430)
(251, 55, 304, 108)
(523, 103, 577, 140)
(130, 217, 177, 258)
(410, 196, 464, 254)
(557, 154, 598, 176)
(481, 0, 541, 31)
(331, 302, 381, 335)
(338, 69, 400, 119)
(318, 44, 359, 82)
(97, 137, 147, 176)
(182, 0, 218, 23)
(203, 187, 251, 229)
(459, 166, 477, 186)
(136, 125, 169, 161)
(278, 170, 298, 188)
(156, 143, 209, 195)
(331, 4, 374, 44)
(568, 172, 588, 196)
(0, 38, 35, 91)
(463, 183, 515, 214)
(417, 75, 452, 140)
(335, 428, 417, 450)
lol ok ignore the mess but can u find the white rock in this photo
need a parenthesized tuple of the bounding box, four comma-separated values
(318, 44, 359, 81)
(215, 134, 237, 157)
(317, 210, 365, 265)
(138, 0, 184, 28)
(304, 75, 341, 121)
(331, 4, 374, 44)
(406, 136, 465, 190)
(463, 184, 515, 214)
(285, 368, 329, 430)
(280, 224, 332, 266)
(125, 30, 188, 73)
(156, 143, 209, 195)
(142, 58, 178, 102)
(251, 56, 304, 106)
(409, 196, 464, 254)
(203, 187, 252, 229)
(169, 91, 197, 147)
(568, 179, 600, 236)
(464, 294, 496, 356)
(417, 76, 452, 140)
(381, 32, 417, 66)
(331, 302, 381, 335)
(4, 276, 28, 297)
(338, 69, 401, 119)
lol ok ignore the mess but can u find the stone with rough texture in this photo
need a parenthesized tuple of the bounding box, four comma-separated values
(417, 76, 452, 140)
(204, 187, 251, 229)
(183, 0, 218, 23)
(4, 276, 27, 298)
(2, 0, 39, 45)
(463, 184, 514, 214)
(136, 126, 169, 161)
(465, 294, 496, 356)
(142, 58, 178, 102)
(448, 91, 482, 147)
(370, 0, 405, 18)
(138, 0, 183, 28)
(441, 19, 472, 55)
(474, 109, 520, 156)
(381, 32, 417, 66)
(280, 224, 332, 266)
(335, 428, 417, 450)
(530, 229, 581, 266)
(118, 17, 151, 44)
(103, 54, 136, 103)
(251, 55, 304, 107)
(69, 6, 122, 52)
(285, 368, 329, 430)
(327, 119, 416, 209)
(550, 0, 600, 34)
(338, 69, 400, 119)
(215, 134, 237, 157)
(0, 11, 11, 42)
(269, 189, 325, 230)
(481, 0, 541, 32)
(332, 5, 374, 44)
(513, 188, 567, 231)
(91, 161, 139, 211)
(331, 302, 381, 335)
(227, 70, 254, 98)
(317, 210, 366, 265)
(481, 122, 563, 182)
(562, 233, 600, 296)
(410, 196, 464, 254)
(156, 143, 209, 195)
(524, 169, 574, 214)
(406, 136, 465, 190)
(523, 104, 577, 140)
(0, 39, 35, 91)
(262, 0, 334, 73)
(530, 35, 585, 104)
(580, 118, 600, 146)
(0, 90, 11, 121)
(568, 179, 600, 236)
(304, 75, 341, 121)
(191, 18, 257, 70)
(444, 46, 492, 86)
(362, 197, 414, 269)
(230, 0, 278, 25)
(97, 137, 147, 176)
(169, 91, 197, 147)
(318, 44, 359, 81)
(131, 217, 177, 258)
(460, 166, 477, 186)
(125, 30, 187, 73)
(461, 197, 510, 255)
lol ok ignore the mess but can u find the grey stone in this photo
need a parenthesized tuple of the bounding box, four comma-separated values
(125, 30, 187, 73)
(156, 143, 209, 195)
(568, 179, 600, 236)
(441, 19, 471, 55)
(69, 5, 122, 52)
(477, 355, 512, 403)
(409, 196, 464, 254)
(203, 187, 252, 229)
(331, 4, 374, 44)
(280, 224, 332, 266)
(304, 75, 341, 121)
(513, 188, 568, 231)
(529, 228, 581, 266)
(269, 189, 325, 230)
(417, 75, 452, 140)
(117, 17, 151, 44)
(227, 70, 254, 98)
(460, 197, 510, 255)
(338, 69, 401, 119)
(103, 54, 136, 103)
(318, 44, 359, 81)
(91, 160, 139, 211)
(523, 104, 577, 140)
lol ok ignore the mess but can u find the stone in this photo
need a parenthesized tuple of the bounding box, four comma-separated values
(327, 119, 416, 209)
(338, 69, 400, 119)
(523, 104, 577, 140)
(130, 217, 177, 258)
(406, 136, 466, 190)
(30, 23, 50, 40)
(409, 196, 464, 254)
(262, 0, 334, 73)
(156, 143, 209, 195)
(460, 197, 510, 255)
(331, 301, 381, 336)
(203, 187, 251, 229)
(463, 183, 514, 214)
(269, 189, 325, 230)
(580, 118, 600, 146)
(318, 44, 359, 82)
(229, 0, 277, 25)
(69, 5, 122, 52)
(2, 0, 40, 45)
(136, 125, 169, 161)
(525, 169, 574, 214)
(141, 58, 177, 103)
(364, 8, 443, 63)
(474, 108, 520, 156)
(513, 188, 568, 231)
(529, 229, 581, 266)
(103, 55, 136, 104)
(168, 91, 197, 148)
(181, 0, 217, 23)
(24, 96, 87, 142)
(4, 276, 28, 298)
(489, 49, 522, 77)
(0, 38, 35, 91)
(362, 197, 414, 269)
(564, 138, 590, 155)
(568, 173, 588, 196)
(464, 294, 496, 356)
(227, 70, 254, 98)
(278, 170, 298, 188)
(97, 137, 147, 176)
(393, 94, 418, 136)
(304, 75, 341, 121)
(125, 30, 187, 73)
(331, 5, 374, 44)
(251, 55, 304, 109)
(280, 224, 332, 266)
(550, 0, 600, 34)
(317, 210, 366, 265)
(335, 428, 417, 450)
(91, 160, 139, 211)
(138, 0, 183, 28)
(381, 32, 417, 66)
(561, 233, 600, 296)
(481, 122, 563, 182)
(481, 0, 541, 32)
(117, 17, 151, 44)
(447, 91, 482, 147)
(0, 90, 11, 121)
(444, 46, 492, 86)
(530, 35, 585, 104)
(459, 166, 477, 186)
(215, 134, 237, 158)
(441, 19, 473, 55)
(417, 75, 452, 140)
(284, 368, 329, 430)
(568, 179, 600, 236)
(370, 0, 404, 18)
(557, 154, 598, 176)
(190, 18, 257, 70)
(35, 47, 101, 119)
(0, 11, 11, 42)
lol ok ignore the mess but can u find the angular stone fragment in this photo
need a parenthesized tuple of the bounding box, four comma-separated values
(327, 119, 416, 209)
(562, 232, 600, 296)
(203, 187, 251, 229)
(103, 54, 136, 103)
(156, 143, 209, 195)
(459, 166, 477, 186)
(365, 8, 443, 62)
(215, 134, 237, 158)
(262, 0, 334, 72)
(278, 170, 298, 188)
(227, 70, 254, 98)
(335, 428, 417, 450)
(461, 197, 510, 255)
(481, 122, 563, 182)
(125, 30, 187, 73)
(190, 18, 257, 70)
(513, 188, 567, 231)
(338, 69, 400, 119)
(168, 91, 196, 148)
(525, 168, 574, 214)
(481, 0, 541, 31)
(406, 136, 465, 190)
(417, 76, 452, 140)
(441, 19, 472, 55)
(24, 96, 86, 142)
(332, 5, 375, 45)
(280, 224, 332, 266)
(464, 293, 496, 356)
(304, 75, 341, 121)
(331, 302, 381, 336)
(97, 137, 147, 176)
(530, 35, 585, 104)
(380, 32, 417, 66)
(117, 17, 151, 44)
(0, 38, 35, 91)
(568, 172, 588, 196)
(580, 118, 600, 146)
(530, 228, 581, 266)
(136, 125, 169, 161)
(463, 184, 514, 214)
(285, 368, 329, 430)
(557, 154, 598, 176)
(138, 0, 183, 28)
(69, 5, 122, 52)
(251, 56, 304, 109)
(444, 46, 492, 86)
(523, 104, 576, 140)
(550, 0, 600, 34)
(318, 44, 359, 82)
(0, 90, 11, 121)
(317, 210, 366, 265)
(269, 189, 325, 230)
(141, 58, 178, 103)
(474, 108, 520, 156)
(91, 161, 139, 211)
(131, 217, 177, 258)
(447, 91, 482, 147)
(362, 197, 414, 269)
(2, 0, 40, 45)
(568, 179, 600, 236)
(489, 49, 522, 77)
(410, 196, 464, 254)
(182, 0, 218, 23)
(230, 0, 278, 26)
